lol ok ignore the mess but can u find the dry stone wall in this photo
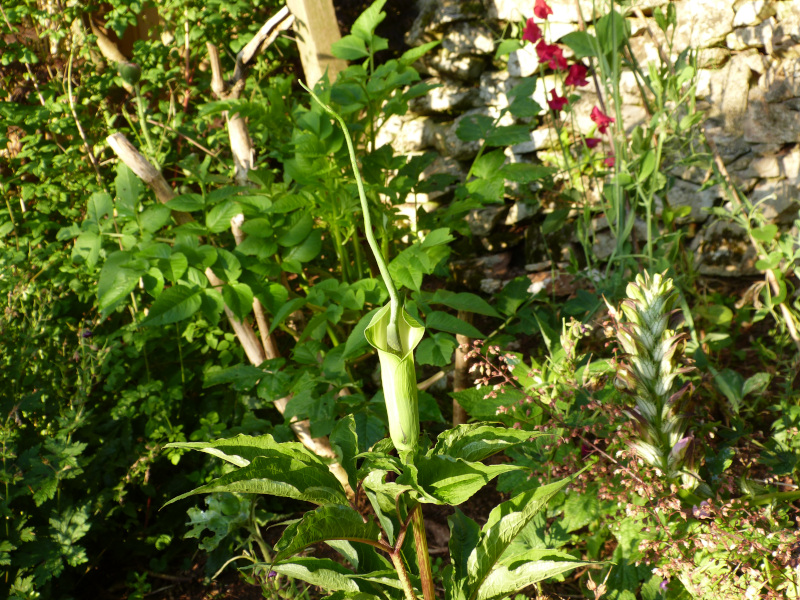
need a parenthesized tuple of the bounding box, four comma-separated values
(378, 0, 800, 278)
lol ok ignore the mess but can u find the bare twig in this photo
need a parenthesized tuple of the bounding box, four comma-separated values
(66, 38, 103, 185)
(452, 310, 472, 426)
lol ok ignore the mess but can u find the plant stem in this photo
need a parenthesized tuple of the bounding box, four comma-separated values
(390, 551, 418, 600)
(411, 503, 435, 600)
(301, 82, 403, 355)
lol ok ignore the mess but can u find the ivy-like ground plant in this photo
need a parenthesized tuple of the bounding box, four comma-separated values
(165, 85, 593, 600)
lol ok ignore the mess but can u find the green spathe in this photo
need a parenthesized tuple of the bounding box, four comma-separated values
(365, 304, 425, 454)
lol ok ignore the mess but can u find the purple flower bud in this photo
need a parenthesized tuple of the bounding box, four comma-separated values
(660, 579, 669, 590)
(268, 570, 278, 579)
(82, 329, 93, 338)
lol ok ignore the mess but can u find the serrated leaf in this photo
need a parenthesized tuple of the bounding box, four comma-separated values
(351, 0, 386, 41)
(561, 490, 599, 533)
(426, 311, 484, 338)
(400, 40, 440, 65)
(499, 163, 552, 184)
(432, 425, 547, 462)
(272, 557, 360, 593)
(164, 452, 347, 507)
(417, 333, 458, 367)
(140, 284, 202, 326)
(449, 387, 522, 425)
(476, 550, 591, 600)
(457, 114, 494, 142)
(274, 505, 383, 563)
(485, 125, 532, 147)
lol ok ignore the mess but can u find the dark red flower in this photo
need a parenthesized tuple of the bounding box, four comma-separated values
(547, 89, 568, 112)
(522, 18, 542, 44)
(604, 155, 616, 168)
(534, 0, 553, 20)
(585, 137, 600, 149)
(535, 40, 568, 71)
(590, 106, 614, 133)
(565, 63, 589, 87)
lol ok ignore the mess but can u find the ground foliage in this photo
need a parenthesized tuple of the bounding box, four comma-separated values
(1, 0, 799, 599)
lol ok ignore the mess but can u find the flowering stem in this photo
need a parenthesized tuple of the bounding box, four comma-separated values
(301, 82, 403, 355)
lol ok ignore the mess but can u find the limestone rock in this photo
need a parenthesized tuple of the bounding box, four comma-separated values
(375, 114, 434, 153)
(406, 0, 484, 46)
(409, 78, 480, 114)
(441, 21, 495, 55)
(761, 57, 800, 103)
(744, 88, 800, 143)
(508, 44, 540, 78)
(697, 47, 731, 69)
(733, 0, 777, 27)
(673, 0, 735, 48)
(425, 50, 487, 81)
(695, 51, 756, 134)
(692, 220, 758, 276)
(772, 11, 800, 54)
(478, 70, 522, 109)
(750, 176, 800, 223)
(487, 0, 601, 22)
(726, 16, 777, 50)
(505, 200, 537, 225)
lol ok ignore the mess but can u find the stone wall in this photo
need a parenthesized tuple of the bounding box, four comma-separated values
(377, 0, 800, 278)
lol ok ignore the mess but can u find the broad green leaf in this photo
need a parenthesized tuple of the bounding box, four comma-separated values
(140, 204, 172, 233)
(560, 31, 596, 58)
(457, 114, 494, 142)
(541, 208, 570, 235)
(164, 452, 348, 507)
(466, 474, 582, 599)
(274, 505, 382, 563)
(211, 248, 242, 282)
(72, 231, 101, 268)
(204, 365, 265, 391)
(351, 0, 386, 41)
(140, 284, 202, 326)
(742, 372, 770, 397)
(272, 557, 360, 592)
(429, 290, 500, 318)
(432, 425, 547, 462)
(473, 151, 506, 179)
(637, 150, 656, 183)
(485, 125, 532, 147)
(166, 193, 204, 212)
(426, 311, 484, 338)
(448, 508, 481, 586)
(711, 367, 744, 414)
(476, 550, 591, 600)
(362, 470, 408, 545)
(158, 252, 188, 283)
(495, 38, 521, 59)
(284, 229, 322, 263)
(167, 434, 293, 468)
(330, 415, 359, 492)
(86, 191, 113, 226)
(596, 9, 630, 52)
(343, 307, 380, 358)
(417, 333, 458, 367)
(449, 388, 521, 426)
(278, 214, 313, 247)
(399, 40, 440, 66)
(421, 228, 455, 248)
(205, 200, 241, 233)
(406, 455, 522, 505)
(97, 251, 148, 315)
(331, 34, 369, 60)
(752, 224, 778, 243)
(222, 282, 254, 321)
(499, 163, 551, 184)
(114, 163, 141, 217)
(561, 490, 599, 533)
(268, 297, 307, 334)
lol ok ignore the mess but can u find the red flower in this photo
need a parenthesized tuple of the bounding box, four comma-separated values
(535, 40, 568, 71)
(590, 106, 614, 133)
(547, 89, 568, 112)
(585, 137, 600, 149)
(565, 63, 589, 87)
(604, 155, 616, 167)
(534, 0, 553, 20)
(523, 18, 542, 44)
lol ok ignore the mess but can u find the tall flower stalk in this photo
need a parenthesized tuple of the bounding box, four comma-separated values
(607, 272, 699, 488)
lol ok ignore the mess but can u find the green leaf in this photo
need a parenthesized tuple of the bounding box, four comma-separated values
(542, 208, 570, 235)
(399, 40, 440, 66)
(495, 38, 521, 59)
(475, 550, 591, 600)
(499, 163, 551, 184)
(432, 425, 546, 462)
(711, 367, 744, 414)
(204, 365, 265, 390)
(417, 333, 458, 367)
(448, 508, 481, 587)
(595, 10, 630, 52)
(742, 372, 770, 397)
(331, 34, 369, 60)
(426, 311, 484, 338)
(140, 284, 203, 326)
(405, 455, 522, 505)
(86, 191, 113, 226)
(274, 505, 383, 563)
(97, 251, 148, 315)
(457, 114, 494, 142)
(164, 451, 348, 507)
(205, 200, 241, 233)
(343, 307, 380, 358)
(284, 229, 323, 263)
(269, 297, 307, 334)
(466, 474, 583, 600)
(560, 31, 596, 58)
(752, 224, 778, 243)
(330, 415, 359, 492)
(485, 125, 532, 147)
(449, 388, 522, 426)
(72, 231, 101, 268)
(561, 490, 599, 533)
(222, 282, 253, 321)
(351, 0, 386, 41)
(140, 204, 172, 233)
(114, 163, 142, 217)
(429, 290, 500, 318)
(272, 557, 359, 593)
(166, 193, 204, 212)
(278, 214, 313, 247)
(637, 150, 656, 183)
